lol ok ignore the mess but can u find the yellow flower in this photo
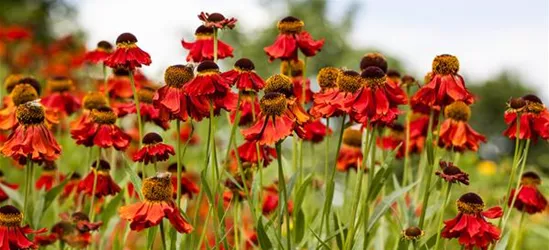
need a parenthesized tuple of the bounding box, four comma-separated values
(477, 160, 497, 176)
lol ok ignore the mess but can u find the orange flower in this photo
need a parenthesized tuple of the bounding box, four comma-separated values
(70, 91, 108, 131)
(167, 163, 200, 199)
(104, 33, 151, 70)
(0, 205, 46, 249)
(280, 59, 313, 104)
(70, 107, 131, 151)
(438, 101, 486, 152)
(41, 76, 81, 116)
(119, 173, 193, 233)
(35, 162, 66, 191)
(1, 101, 61, 164)
(336, 128, 365, 172)
(310, 67, 345, 118)
(61, 173, 81, 199)
(115, 87, 170, 130)
(230, 91, 260, 127)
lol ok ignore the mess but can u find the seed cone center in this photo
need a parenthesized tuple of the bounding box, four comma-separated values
(445, 101, 471, 121)
(142, 175, 173, 202)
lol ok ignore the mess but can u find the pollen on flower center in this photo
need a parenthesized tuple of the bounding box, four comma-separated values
(234, 58, 255, 71)
(260, 92, 287, 116)
(520, 171, 541, 186)
(91, 107, 117, 125)
(196, 60, 220, 75)
(360, 52, 388, 73)
(83, 91, 108, 110)
(277, 16, 304, 34)
(432, 54, 460, 75)
(116, 32, 138, 45)
(0, 205, 23, 227)
(14, 77, 41, 95)
(3, 74, 24, 93)
(16, 102, 45, 125)
(457, 192, 484, 214)
(11, 83, 38, 106)
(137, 87, 155, 103)
(280, 59, 304, 76)
(337, 70, 362, 93)
(444, 101, 471, 121)
(142, 174, 173, 202)
(317, 67, 341, 90)
(48, 76, 73, 92)
(343, 128, 362, 148)
(164, 64, 194, 88)
(264, 74, 293, 97)
(142, 132, 163, 145)
(361, 66, 386, 87)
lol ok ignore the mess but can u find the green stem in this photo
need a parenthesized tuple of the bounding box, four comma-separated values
(159, 220, 167, 250)
(324, 118, 330, 188)
(233, 202, 241, 250)
(362, 130, 377, 249)
(23, 159, 32, 222)
(503, 140, 531, 228)
(418, 111, 439, 229)
(403, 89, 412, 185)
(433, 183, 452, 250)
(89, 147, 101, 222)
(213, 28, 219, 62)
(275, 141, 291, 250)
(176, 120, 182, 206)
(224, 92, 242, 164)
(128, 70, 143, 147)
(511, 211, 526, 250)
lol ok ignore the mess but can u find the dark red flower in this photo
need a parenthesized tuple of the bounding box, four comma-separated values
(503, 95, 549, 141)
(119, 173, 193, 233)
(261, 184, 294, 215)
(442, 193, 502, 250)
(62, 173, 81, 199)
(301, 119, 331, 143)
(407, 112, 432, 155)
(221, 58, 265, 91)
(133, 132, 175, 164)
(264, 16, 324, 61)
(77, 160, 121, 198)
(35, 162, 66, 191)
(376, 124, 405, 158)
(41, 76, 81, 116)
(105, 67, 135, 99)
(181, 25, 234, 62)
(84, 40, 113, 64)
(435, 161, 469, 185)
(1, 101, 61, 164)
(230, 92, 260, 127)
(411, 54, 474, 113)
(509, 171, 548, 214)
(167, 163, 200, 199)
(71, 107, 131, 151)
(234, 140, 277, 167)
(70, 212, 102, 233)
(198, 12, 237, 29)
(310, 69, 356, 119)
(438, 101, 486, 152)
(0, 170, 18, 202)
(104, 33, 151, 70)
(115, 87, 170, 130)
(0, 205, 46, 249)
(2, 25, 32, 41)
(337, 128, 365, 172)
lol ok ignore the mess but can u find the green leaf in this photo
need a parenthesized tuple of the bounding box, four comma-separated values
(146, 226, 158, 249)
(310, 226, 331, 250)
(101, 191, 124, 226)
(123, 160, 143, 199)
(32, 189, 46, 229)
(200, 169, 214, 204)
(0, 183, 23, 206)
(294, 174, 312, 210)
(421, 233, 437, 249)
(367, 146, 400, 201)
(294, 209, 305, 244)
(367, 182, 418, 231)
(43, 175, 71, 212)
(495, 231, 511, 250)
(334, 213, 347, 250)
(397, 240, 410, 250)
(257, 219, 273, 250)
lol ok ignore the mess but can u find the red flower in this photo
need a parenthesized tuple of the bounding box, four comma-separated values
(61, 173, 81, 199)
(442, 193, 502, 250)
(104, 33, 151, 70)
(264, 16, 324, 61)
(115, 87, 170, 130)
(77, 160, 121, 198)
(230, 92, 260, 127)
(337, 128, 365, 172)
(70, 91, 108, 131)
(411, 54, 474, 113)
(119, 173, 193, 234)
(310, 69, 357, 119)
(35, 162, 65, 191)
(407, 112, 432, 155)
(71, 107, 131, 151)
(261, 184, 294, 215)
(0, 205, 46, 249)
(435, 161, 470, 185)
(84, 41, 113, 64)
(167, 163, 200, 199)
(41, 76, 81, 116)
(280, 59, 314, 104)
(69, 212, 102, 233)
(301, 119, 331, 143)
(2, 25, 32, 41)
(377, 124, 405, 158)
(348, 65, 407, 127)
(181, 25, 234, 62)
(503, 95, 549, 141)
(1, 102, 61, 164)
(133, 133, 175, 164)
(221, 58, 265, 91)
(0, 170, 18, 202)
(233, 140, 277, 167)
(198, 12, 237, 29)
(509, 171, 548, 214)
(438, 101, 486, 152)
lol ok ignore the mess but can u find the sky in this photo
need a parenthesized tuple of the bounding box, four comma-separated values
(73, 0, 549, 99)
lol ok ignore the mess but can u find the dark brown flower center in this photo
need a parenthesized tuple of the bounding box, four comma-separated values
(11, 83, 38, 106)
(70, 173, 81, 180)
(71, 212, 90, 223)
(361, 67, 386, 88)
(457, 192, 484, 214)
(337, 70, 362, 93)
(207, 13, 225, 22)
(401, 75, 416, 87)
(343, 128, 362, 148)
(3, 74, 23, 93)
(167, 163, 186, 173)
(97, 40, 113, 51)
(444, 101, 471, 121)
(83, 92, 108, 110)
(142, 174, 173, 202)
(91, 107, 117, 125)
(521, 171, 541, 186)
(92, 159, 111, 171)
(43, 162, 57, 171)
(277, 16, 304, 34)
(116, 32, 138, 45)
(260, 92, 287, 116)
(264, 74, 293, 97)
(15, 77, 41, 95)
(137, 87, 155, 103)
(142, 132, 163, 145)
(197, 60, 220, 75)
(508, 97, 526, 110)
(48, 76, 73, 92)
(52, 221, 75, 236)
(432, 54, 459, 75)
(360, 53, 388, 73)
(113, 67, 130, 76)
(164, 64, 194, 88)
(443, 165, 462, 175)
(195, 25, 214, 36)
(16, 102, 45, 125)
(522, 94, 545, 113)
(403, 226, 423, 238)
(317, 67, 341, 90)
(0, 205, 23, 227)
(234, 58, 255, 71)
(280, 59, 304, 77)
